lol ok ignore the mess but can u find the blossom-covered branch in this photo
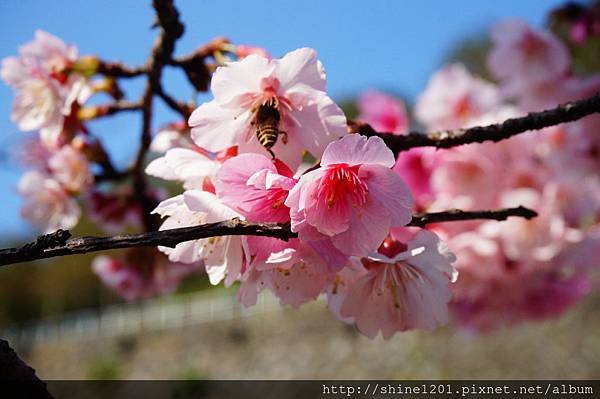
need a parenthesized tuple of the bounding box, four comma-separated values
(0, 206, 536, 267)
(4, 0, 600, 338)
(353, 91, 600, 153)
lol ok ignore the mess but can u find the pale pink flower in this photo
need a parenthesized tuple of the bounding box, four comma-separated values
(286, 134, 413, 256)
(481, 186, 583, 264)
(188, 47, 346, 168)
(47, 145, 93, 193)
(415, 63, 500, 130)
(328, 230, 456, 339)
(149, 121, 194, 153)
(216, 153, 296, 223)
(428, 106, 545, 211)
(448, 231, 592, 332)
(516, 73, 600, 112)
(146, 140, 238, 191)
(237, 242, 331, 308)
(146, 147, 222, 191)
(1, 30, 89, 148)
(152, 190, 246, 286)
(15, 135, 50, 170)
(357, 90, 408, 135)
(488, 19, 570, 96)
(234, 44, 270, 59)
(92, 248, 203, 301)
(18, 171, 80, 233)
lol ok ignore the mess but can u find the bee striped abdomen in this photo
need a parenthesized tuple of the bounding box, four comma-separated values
(256, 123, 279, 149)
(253, 103, 282, 158)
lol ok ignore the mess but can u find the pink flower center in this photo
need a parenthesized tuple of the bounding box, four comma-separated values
(453, 94, 473, 121)
(378, 237, 408, 258)
(319, 163, 368, 210)
(518, 31, 546, 59)
(251, 76, 293, 113)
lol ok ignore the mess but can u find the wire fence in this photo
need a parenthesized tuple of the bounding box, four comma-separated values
(3, 290, 285, 346)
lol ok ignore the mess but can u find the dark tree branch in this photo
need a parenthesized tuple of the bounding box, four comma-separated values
(407, 206, 537, 227)
(169, 36, 230, 92)
(354, 92, 600, 153)
(78, 100, 143, 121)
(0, 339, 53, 397)
(97, 60, 148, 78)
(156, 83, 193, 118)
(131, 0, 185, 231)
(0, 206, 536, 267)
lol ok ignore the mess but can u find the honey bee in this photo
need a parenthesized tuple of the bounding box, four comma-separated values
(251, 99, 287, 159)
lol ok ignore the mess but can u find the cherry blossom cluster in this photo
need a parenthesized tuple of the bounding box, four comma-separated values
(1, 32, 148, 235)
(147, 48, 457, 339)
(362, 19, 600, 331)
(1, 31, 254, 299)
(3, 1, 600, 340)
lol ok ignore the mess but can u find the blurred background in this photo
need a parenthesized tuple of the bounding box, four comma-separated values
(1, 0, 599, 379)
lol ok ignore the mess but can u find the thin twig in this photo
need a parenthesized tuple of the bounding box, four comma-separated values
(354, 92, 600, 153)
(132, 0, 185, 231)
(156, 84, 193, 118)
(407, 206, 537, 227)
(97, 60, 148, 78)
(0, 206, 536, 267)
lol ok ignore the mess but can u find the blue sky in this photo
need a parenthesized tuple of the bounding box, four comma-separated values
(0, 0, 563, 242)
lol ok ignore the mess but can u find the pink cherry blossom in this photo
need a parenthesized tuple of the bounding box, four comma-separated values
(1, 30, 89, 149)
(237, 242, 331, 308)
(86, 188, 144, 234)
(92, 248, 203, 301)
(188, 47, 347, 168)
(216, 153, 296, 223)
(415, 63, 500, 130)
(146, 131, 238, 191)
(234, 44, 270, 59)
(357, 90, 408, 135)
(47, 145, 93, 193)
(488, 19, 570, 96)
(448, 230, 592, 332)
(152, 190, 247, 287)
(328, 230, 456, 339)
(146, 147, 223, 191)
(286, 134, 413, 256)
(18, 171, 80, 233)
(149, 121, 195, 153)
(392, 148, 436, 210)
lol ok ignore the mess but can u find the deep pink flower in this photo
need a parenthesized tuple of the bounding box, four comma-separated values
(286, 134, 413, 256)
(86, 188, 144, 234)
(92, 248, 203, 301)
(393, 148, 436, 210)
(357, 90, 408, 135)
(216, 153, 296, 223)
